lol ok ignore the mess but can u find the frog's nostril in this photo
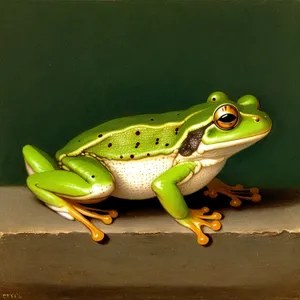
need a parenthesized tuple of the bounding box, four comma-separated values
(253, 116, 260, 122)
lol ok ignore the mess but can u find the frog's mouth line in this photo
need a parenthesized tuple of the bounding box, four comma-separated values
(197, 129, 271, 154)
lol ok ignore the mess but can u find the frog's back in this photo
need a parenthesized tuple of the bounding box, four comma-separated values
(56, 103, 214, 161)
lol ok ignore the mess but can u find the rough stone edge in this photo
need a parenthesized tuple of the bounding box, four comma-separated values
(1, 230, 300, 240)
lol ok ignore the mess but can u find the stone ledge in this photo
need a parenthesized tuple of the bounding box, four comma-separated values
(0, 187, 300, 237)
(1, 233, 300, 300)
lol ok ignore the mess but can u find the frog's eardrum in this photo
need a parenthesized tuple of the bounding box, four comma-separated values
(179, 123, 212, 156)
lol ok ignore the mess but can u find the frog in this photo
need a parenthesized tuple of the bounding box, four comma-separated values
(22, 91, 272, 245)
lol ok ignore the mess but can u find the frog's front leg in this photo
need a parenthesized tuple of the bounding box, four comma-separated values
(204, 177, 261, 207)
(151, 162, 222, 245)
(23, 145, 117, 242)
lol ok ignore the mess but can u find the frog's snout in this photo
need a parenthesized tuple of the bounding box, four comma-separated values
(237, 94, 272, 132)
(252, 114, 269, 122)
(251, 111, 272, 133)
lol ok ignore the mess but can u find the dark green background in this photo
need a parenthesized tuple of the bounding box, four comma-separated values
(0, 0, 299, 187)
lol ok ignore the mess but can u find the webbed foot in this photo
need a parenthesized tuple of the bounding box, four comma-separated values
(47, 201, 119, 242)
(204, 178, 261, 207)
(176, 207, 222, 245)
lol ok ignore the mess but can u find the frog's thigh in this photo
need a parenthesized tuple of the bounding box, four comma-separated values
(28, 170, 112, 208)
(27, 156, 115, 218)
(27, 172, 83, 219)
(151, 162, 197, 219)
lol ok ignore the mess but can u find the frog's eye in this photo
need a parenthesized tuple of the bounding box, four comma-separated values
(214, 105, 239, 130)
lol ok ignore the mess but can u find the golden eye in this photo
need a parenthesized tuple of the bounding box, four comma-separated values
(214, 105, 239, 130)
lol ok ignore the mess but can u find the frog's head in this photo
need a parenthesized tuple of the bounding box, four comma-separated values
(197, 91, 272, 159)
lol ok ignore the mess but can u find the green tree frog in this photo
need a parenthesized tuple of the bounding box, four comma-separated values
(23, 92, 272, 245)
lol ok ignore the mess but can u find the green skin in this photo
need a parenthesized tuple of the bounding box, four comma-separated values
(23, 92, 272, 244)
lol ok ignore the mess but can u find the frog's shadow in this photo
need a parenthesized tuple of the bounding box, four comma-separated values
(93, 188, 299, 218)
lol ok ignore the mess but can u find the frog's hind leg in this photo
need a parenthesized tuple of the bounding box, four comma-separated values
(23, 145, 117, 242)
(27, 181, 107, 241)
(23, 145, 59, 174)
(23, 144, 73, 220)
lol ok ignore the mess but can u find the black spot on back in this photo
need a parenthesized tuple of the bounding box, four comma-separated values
(179, 123, 212, 156)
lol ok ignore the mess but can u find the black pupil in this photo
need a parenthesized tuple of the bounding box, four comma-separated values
(219, 113, 236, 123)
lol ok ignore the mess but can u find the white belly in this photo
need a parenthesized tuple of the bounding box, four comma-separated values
(106, 156, 173, 199)
(104, 156, 226, 200)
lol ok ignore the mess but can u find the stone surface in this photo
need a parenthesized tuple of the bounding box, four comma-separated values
(0, 187, 300, 236)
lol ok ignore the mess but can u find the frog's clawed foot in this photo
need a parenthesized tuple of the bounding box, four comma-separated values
(204, 178, 261, 207)
(176, 207, 222, 245)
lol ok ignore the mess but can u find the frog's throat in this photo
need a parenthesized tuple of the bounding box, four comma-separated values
(197, 130, 270, 156)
